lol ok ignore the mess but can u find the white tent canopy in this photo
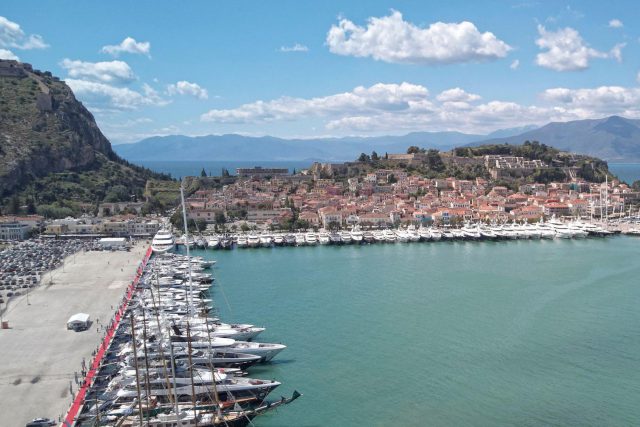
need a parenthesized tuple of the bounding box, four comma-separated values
(67, 313, 90, 330)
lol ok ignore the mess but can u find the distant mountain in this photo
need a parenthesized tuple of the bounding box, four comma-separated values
(471, 116, 640, 161)
(113, 131, 495, 162)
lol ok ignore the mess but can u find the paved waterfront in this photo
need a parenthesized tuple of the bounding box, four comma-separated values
(0, 243, 148, 426)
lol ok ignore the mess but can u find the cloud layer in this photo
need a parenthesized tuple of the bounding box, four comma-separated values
(326, 11, 511, 65)
(60, 59, 136, 84)
(66, 79, 169, 110)
(0, 15, 48, 55)
(199, 80, 640, 135)
(101, 37, 151, 57)
(280, 43, 309, 52)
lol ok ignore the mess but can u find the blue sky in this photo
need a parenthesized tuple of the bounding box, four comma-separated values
(1, 1, 639, 143)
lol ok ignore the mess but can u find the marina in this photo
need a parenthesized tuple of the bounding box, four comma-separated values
(176, 218, 640, 252)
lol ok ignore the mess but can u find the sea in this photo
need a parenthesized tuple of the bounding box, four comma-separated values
(139, 161, 640, 184)
(183, 237, 640, 426)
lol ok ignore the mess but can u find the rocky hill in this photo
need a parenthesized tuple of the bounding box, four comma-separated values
(0, 60, 172, 217)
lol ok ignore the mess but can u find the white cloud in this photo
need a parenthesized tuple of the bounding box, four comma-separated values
(510, 59, 520, 69)
(60, 59, 136, 84)
(167, 80, 208, 99)
(101, 37, 151, 57)
(608, 19, 623, 28)
(326, 11, 511, 65)
(0, 16, 48, 50)
(199, 81, 640, 135)
(540, 86, 640, 115)
(535, 25, 619, 71)
(280, 43, 309, 52)
(66, 79, 169, 110)
(436, 88, 481, 102)
(0, 48, 18, 60)
(201, 82, 429, 123)
(610, 43, 625, 62)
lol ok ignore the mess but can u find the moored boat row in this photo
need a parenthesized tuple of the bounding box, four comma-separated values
(186, 220, 615, 250)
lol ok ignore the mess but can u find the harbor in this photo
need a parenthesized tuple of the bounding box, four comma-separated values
(176, 218, 640, 251)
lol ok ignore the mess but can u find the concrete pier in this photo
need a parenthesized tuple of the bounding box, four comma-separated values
(0, 243, 148, 426)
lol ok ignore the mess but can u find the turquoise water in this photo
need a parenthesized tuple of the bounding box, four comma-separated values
(185, 237, 640, 426)
(609, 163, 640, 184)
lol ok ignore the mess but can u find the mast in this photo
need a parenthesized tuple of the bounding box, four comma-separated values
(166, 326, 181, 423)
(204, 317, 222, 416)
(150, 270, 176, 407)
(129, 314, 145, 427)
(140, 306, 152, 418)
(186, 322, 199, 427)
(180, 184, 195, 316)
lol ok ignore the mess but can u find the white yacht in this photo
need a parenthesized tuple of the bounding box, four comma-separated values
(304, 231, 318, 245)
(373, 230, 385, 243)
(151, 228, 176, 254)
(350, 226, 364, 244)
(395, 229, 410, 243)
(236, 235, 249, 248)
(329, 231, 342, 245)
(418, 226, 431, 241)
(247, 233, 261, 248)
(430, 228, 442, 241)
(317, 231, 331, 245)
(207, 235, 220, 249)
(406, 225, 420, 242)
(383, 229, 397, 243)
(294, 233, 306, 246)
(259, 234, 273, 248)
(340, 230, 353, 244)
(273, 233, 285, 246)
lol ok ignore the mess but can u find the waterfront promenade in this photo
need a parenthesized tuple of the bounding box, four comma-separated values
(0, 243, 148, 426)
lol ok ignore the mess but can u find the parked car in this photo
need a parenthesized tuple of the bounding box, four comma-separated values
(25, 418, 56, 427)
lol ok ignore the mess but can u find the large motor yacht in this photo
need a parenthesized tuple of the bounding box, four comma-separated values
(151, 228, 176, 254)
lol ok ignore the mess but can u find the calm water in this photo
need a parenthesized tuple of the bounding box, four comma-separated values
(609, 163, 640, 184)
(184, 237, 640, 426)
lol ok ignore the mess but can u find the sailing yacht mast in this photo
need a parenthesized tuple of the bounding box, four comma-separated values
(180, 184, 195, 316)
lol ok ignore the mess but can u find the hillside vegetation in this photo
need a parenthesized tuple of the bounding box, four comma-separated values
(0, 60, 172, 217)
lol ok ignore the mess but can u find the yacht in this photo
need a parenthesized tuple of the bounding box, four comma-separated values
(273, 233, 285, 246)
(363, 230, 375, 243)
(304, 231, 318, 245)
(395, 229, 410, 243)
(418, 226, 431, 241)
(406, 225, 420, 242)
(247, 233, 261, 248)
(294, 233, 306, 246)
(383, 229, 397, 243)
(151, 228, 176, 254)
(236, 235, 249, 248)
(350, 226, 364, 244)
(259, 234, 273, 248)
(317, 231, 331, 245)
(329, 231, 342, 245)
(340, 230, 353, 244)
(284, 234, 296, 246)
(373, 230, 385, 243)
(430, 228, 442, 241)
(207, 235, 220, 249)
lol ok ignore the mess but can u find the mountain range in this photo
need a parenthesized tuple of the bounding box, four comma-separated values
(113, 126, 538, 162)
(113, 116, 640, 163)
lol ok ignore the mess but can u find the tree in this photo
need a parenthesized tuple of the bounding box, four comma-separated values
(221, 168, 230, 177)
(358, 153, 370, 162)
(407, 146, 420, 154)
(7, 195, 20, 214)
(200, 168, 207, 177)
(26, 198, 36, 214)
(388, 174, 397, 184)
(214, 211, 226, 224)
(240, 223, 250, 232)
(292, 168, 297, 175)
(371, 151, 379, 161)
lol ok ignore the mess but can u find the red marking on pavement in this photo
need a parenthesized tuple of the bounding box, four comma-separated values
(63, 246, 153, 426)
